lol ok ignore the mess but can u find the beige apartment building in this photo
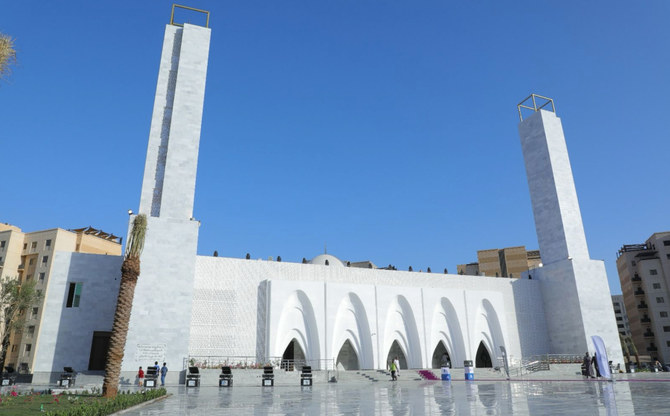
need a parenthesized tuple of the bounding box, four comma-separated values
(617, 231, 670, 364)
(0, 223, 121, 373)
(457, 246, 541, 278)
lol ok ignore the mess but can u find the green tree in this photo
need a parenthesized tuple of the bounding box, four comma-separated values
(0, 32, 17, 83)
(0, 277, 41, 370)
(103, 214, 147, 398)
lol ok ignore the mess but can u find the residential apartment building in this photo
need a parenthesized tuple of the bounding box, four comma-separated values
(457, 246, 541, 278)
(612, 294, 631, 337)
(0, 223, 121, 373)
(617, 231, 670, 363)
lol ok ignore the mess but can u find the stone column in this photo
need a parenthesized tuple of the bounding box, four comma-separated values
(121, 23, 211, 377)
(519, 108, 623, 365)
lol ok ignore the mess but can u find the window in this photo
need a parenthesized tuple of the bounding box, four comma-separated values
(38, 272, 45, 281)
(614, 309, 622, 314)
(0, 256, 3, 263)
(657, 297, 665, 304)
(24, 344, 32, 353)
(23, 243, 27, 250)
(45, 239, 52, 249)
(667, 254, 670, 260)
(665, 326, 670, 332)
(650, 269, 658, 275)
(618, 324, 624, 329)
(616, 316, 623, 321)
(667, 341, 670, 347)
(613, 302, 620, 307)
(632, 261, 636, 266)
(661, 311, 668, 318)
(0, 240, 5, 249)
(36, 290, 42, 298)
(664, 240, 670, 246)
(41, 255, 48, 265)
(30, 241, 37, 249)
(654, 283, 661, 289)
(25, 274, 32, 281)
(27, 326, 35, 335)
(11, 345, 17, 353)
(31, 307, 38, 318)
(29, 258, 35, 265)
(66, 283, 82, 308)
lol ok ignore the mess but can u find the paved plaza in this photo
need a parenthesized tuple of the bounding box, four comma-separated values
(115, 377, 670, 415)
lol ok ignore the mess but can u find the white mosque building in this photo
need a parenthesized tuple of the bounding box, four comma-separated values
(28, 21, 622, 384)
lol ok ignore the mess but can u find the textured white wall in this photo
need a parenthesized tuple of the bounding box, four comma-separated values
(519, 110, 590, 265)
(33, 252, 122, 373)
(190, 256, 549, 369)
(518, 109, 623, 366)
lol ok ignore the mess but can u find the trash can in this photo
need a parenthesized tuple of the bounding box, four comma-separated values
(464, 360, 474, 380)
(186, 366, 200, 387)
(219, 366, 233, 387)
(262, 366, 274, 387)
(300, 366, 313, 386)
(441, 366, 451, 381)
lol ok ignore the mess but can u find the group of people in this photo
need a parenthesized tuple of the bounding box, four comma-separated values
(389, 356, 401, 381)
(582, 352, 601, 378)
(137, 361, 168, 386)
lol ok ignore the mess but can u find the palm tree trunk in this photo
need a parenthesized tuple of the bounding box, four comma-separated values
(102, 257, 140, 397)
(102, 215, 146, 398)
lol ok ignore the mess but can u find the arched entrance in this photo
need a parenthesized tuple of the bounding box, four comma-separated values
(386, 340, 408, 369)
(336, 339, 360, 370)
(431, 342, 451, 368)
(281, 338, 306, 371)
(475, 342, 492, 368)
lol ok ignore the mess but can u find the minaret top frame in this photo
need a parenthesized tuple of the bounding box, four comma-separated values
(517, 94, 556, 122)
(170, 4, 210, 28)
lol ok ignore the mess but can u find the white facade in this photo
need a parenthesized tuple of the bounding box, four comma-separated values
(189, 256, 550, 370)
(29, 23, 626, 382)
(519, 110, 623, 364)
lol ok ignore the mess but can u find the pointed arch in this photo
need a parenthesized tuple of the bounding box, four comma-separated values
(430, 297, 467, 366)
(386, 340, 408, 369)
(274, 290, 321, 367)
(475, 341, 492, 368)
(431, 340, 451, 369)
(331, 293, 374, 369)
(336, 339, 360, 370)
(472, 298, 506, 367)
(382, 295, 422, 369)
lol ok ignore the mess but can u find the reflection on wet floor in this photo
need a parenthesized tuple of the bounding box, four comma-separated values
(26, 379, 670, 415)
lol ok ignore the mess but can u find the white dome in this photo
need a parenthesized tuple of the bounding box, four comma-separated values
(309, 254, 345, 267)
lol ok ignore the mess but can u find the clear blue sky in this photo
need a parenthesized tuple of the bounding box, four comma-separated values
(2, 1, 669, 294)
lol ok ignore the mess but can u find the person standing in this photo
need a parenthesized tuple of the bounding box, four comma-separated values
(390, 360, 397, 381)
(161, 362, 168, 386)
(137, 366, 144, 387)
(393, 357, 401, 378)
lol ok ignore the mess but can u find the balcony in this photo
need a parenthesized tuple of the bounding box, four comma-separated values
(632, 274, 642, 282)
(634, 288, 646, 296)
(647, 345, 658, 352)
(643, 331, 655, 338)
(638, 303, 649, 310)
(18, 264, 25, 271)
(641, 317, 652, 323)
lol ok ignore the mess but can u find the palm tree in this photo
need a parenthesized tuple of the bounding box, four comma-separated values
(102, 214, 147, 398)
(0, 33, 17, 83)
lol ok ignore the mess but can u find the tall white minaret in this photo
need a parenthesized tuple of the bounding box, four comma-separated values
(121, 19, 211, 377)
(518, 96, 623, 365)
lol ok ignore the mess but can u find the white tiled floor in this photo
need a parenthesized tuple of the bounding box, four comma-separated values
(119, 379, 670, 415)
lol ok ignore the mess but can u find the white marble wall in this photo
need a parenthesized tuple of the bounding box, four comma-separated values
(190, 256, 550, 369)
(518, 109, 623, 365)
(519, 110, 590, 265)
(124, 22, 210, 374)
(32, 252, 122, 377)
